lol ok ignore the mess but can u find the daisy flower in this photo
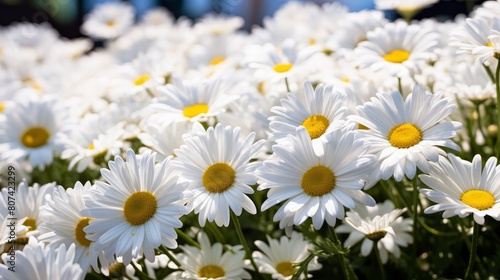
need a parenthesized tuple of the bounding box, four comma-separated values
(336, 200, 413, 264)
(375, 0, 438, 20)
(81, 2, 135, 40)
(38, 182, 110, 274)
(354, 21, 439, 76)
(0, 237, 83, 280)
(0, 98, 70, 170)
(348, 83, 462, 182)
(148, 76, 238, 124)
(245, 39, 319, 84)
(256, 125, 376, 230)
(172, 123, 265, 227)
(419, 154, 500, 225)
(448, 61, 495, 104)
(252, 232, 322, 279)
(82, 149, 188, 265)
(450, 17, 500, 64)
(166, 232, 251, 280)
(269, 81, 346, 156)
(1, 181, 56, 240)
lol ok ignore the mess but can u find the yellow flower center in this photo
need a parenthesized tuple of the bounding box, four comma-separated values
(134, 74, 151, 86)
(88, 143, 95, 150)
(384, 49, 411, 63)
(341, 77, 350, 83)
(366, 230, 387, 242)
(23, 217, 37, 231)
(273, 63, 293, 73)
(0, 102, 4, 112)
(183, 103, 209, 118)
(209, 56, 225, 66)
(106, 20, 116, 27)
(20, 126, 50, 148)
(257, 81, 266, 95)
(198, 264, 225, 278)
(22, 78, 41, 91)
(301, 165, 336, 197)
(487, 42, 493, 47)
(123, 192, 157, 226)
(388, 123, 422, 149)
(75, 217, 93, 247)
(460, 190, 495, 210)
(302, 115, 330, 139)
(202, 163, 235, 193)
(276, 261, 295, 277)
(309, 38, 316, 45)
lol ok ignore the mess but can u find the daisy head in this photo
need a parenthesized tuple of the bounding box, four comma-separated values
(257, 125, 376, 230)
(419, 154, 500, 225)
(172, 123, 265, 227)
(82, 149, 188, 265)
(81, 2, 135, 40)
(269, 81, 347, 156)
(0, 237, 83, 280)
(252, 232, 322, 279)
(0, 98, 70, 170)
(354, 21, 439, 76)
(336, 200, 413, 264)
(349, 83, 462, 182)
(38, 181, 110, 274)
(169, 232, 251, 279)
(148, 76, 239, 124)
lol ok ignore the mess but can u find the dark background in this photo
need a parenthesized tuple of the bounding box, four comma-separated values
(0, 0, 489, 39)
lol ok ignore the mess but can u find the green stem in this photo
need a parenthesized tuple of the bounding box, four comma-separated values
(175, 228, 201, 249)
(373, 242, 386, 280)
(231, 212, 261, 277)
(159, 245, 182, 268)
(483, 63, 495, 83)
(397, 76, 403, 95)
(290, 253, 315, 280)
(464, 221, 480, 280)
(130, 261, 154, 280)
(285, 77, 291, 92)
(206, 221, 227, 244)
(328, 227, 355, 280)
(474, 102, 491, 148)
(495, 60, 500, 157)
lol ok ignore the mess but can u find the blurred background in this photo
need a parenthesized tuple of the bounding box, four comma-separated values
(0, 0, 488, 39)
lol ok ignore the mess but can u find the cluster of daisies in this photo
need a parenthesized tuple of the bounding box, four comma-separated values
(2, 0, 500, 278)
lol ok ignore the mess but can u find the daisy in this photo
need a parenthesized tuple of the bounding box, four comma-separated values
(419, 154, 500, 225)
(172, 123, 265, 227)
(38, 181, 110, 274)
(450, 17, 500, 64)
(268, 81, 346, 156)
(82, 149, 188, 265)
(0, 98, 70, 170)
(256, 125, 376, 230)
(1, 181, 56, 240)
(148, 76, 239, 124)
(348, 83, 462, 182)
(0, 237, 83, 280)
(252, 232, 322, 279)
(375, 0, 438, 20)
(448, 61, 495, 104)
(166, 232, 251, 280)
(81, 2, 135, 40)
(336, 200, 413, 264)
(473, 0, 500, 19)
(354, 21, 439, 76)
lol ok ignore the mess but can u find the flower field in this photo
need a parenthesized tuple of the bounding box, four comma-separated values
(1, 0, 500, 279)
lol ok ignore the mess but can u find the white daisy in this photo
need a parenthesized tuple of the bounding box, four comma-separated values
(256, 125, 376, 230)
(252, 232, 322, 279)
(0, 237, 83, 280)
(82, 149, 188, 265)
(354, 21, 439, 76)
(269, 81, 346, 156)
(167, 232, 251, 280)
(450, 17, 500, 64)
(81, 2, 135, 40)
(448, 61, 495, 103)
(375, 0, 438, 20)
(38, 182, 110, 274)
(172, 123, 265, 227)
(1, 181, 56, 240)
(419, 154, 500, 225)
(336, 200, 413, 264)
(473, 0, 500, 20)
(0, 98, 70, 170)
(348, 83, 462, 182)
(148, 76, 239, 124)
